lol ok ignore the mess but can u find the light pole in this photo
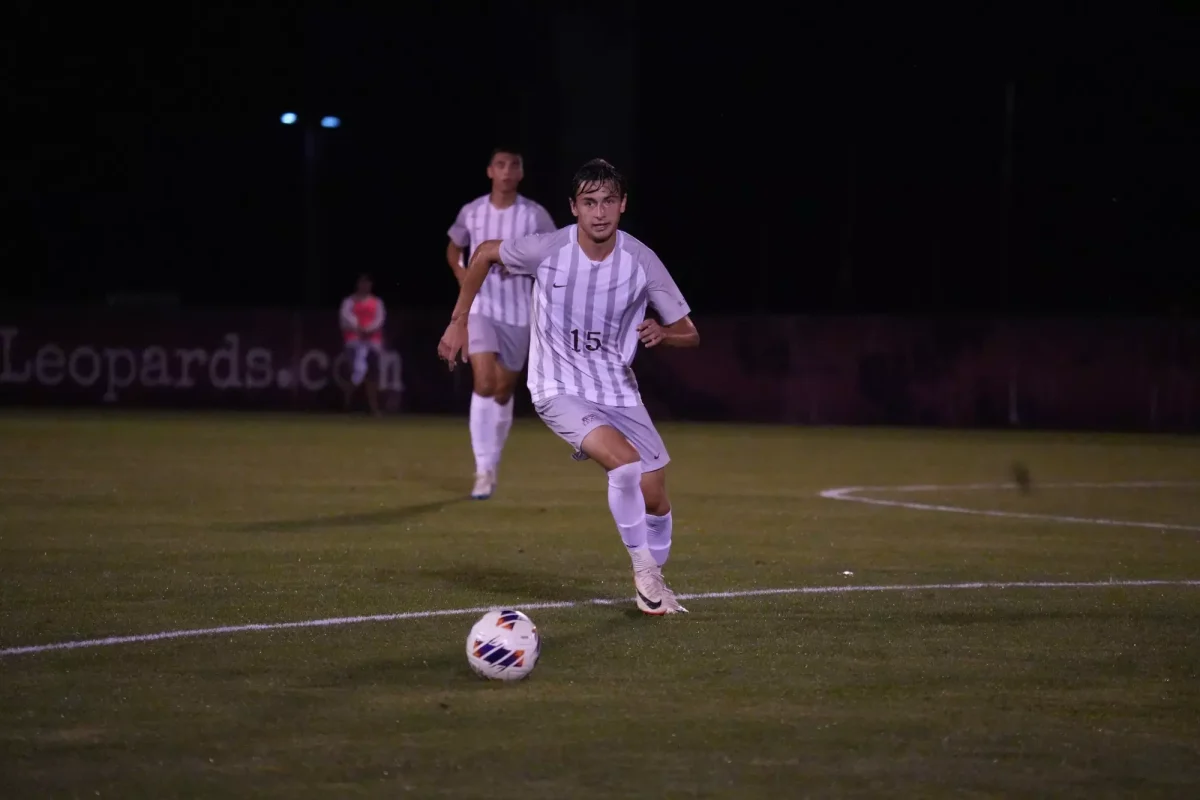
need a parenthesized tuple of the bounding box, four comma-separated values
(280, 112, 341, 307)
(999, 82, 1016, 304)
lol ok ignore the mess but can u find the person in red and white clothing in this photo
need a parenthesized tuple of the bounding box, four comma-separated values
(339, 273, 386, 415)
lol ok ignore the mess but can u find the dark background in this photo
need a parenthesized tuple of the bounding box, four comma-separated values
(6, 3, 1198, 316)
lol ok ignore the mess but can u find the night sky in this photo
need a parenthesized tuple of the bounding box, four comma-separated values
(7, 3, 1197, 315)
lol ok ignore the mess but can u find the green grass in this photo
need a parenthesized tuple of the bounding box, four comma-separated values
(1, 412, 1198, 798)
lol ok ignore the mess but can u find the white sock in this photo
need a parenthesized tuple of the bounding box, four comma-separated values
(646, 511, 673, 567)
(469, 393, 497, 474)
(607, 462, 650, 561)
(493, 397, 514, 467)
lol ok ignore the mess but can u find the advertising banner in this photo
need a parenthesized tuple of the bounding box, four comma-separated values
(1, 308, 1196, 430)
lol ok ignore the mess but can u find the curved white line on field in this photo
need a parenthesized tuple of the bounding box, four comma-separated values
(2, 578, 1197, 658)
(819, 481, 1200, 531)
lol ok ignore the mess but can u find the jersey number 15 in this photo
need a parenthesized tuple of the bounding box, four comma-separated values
(569, 329, 602, 353)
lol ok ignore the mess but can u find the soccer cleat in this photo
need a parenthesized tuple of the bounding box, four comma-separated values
(659, 576, 689, 614)
(634, 566, 666, 615)
(633, 562, 687, 615)
(471, 471, 495, 500)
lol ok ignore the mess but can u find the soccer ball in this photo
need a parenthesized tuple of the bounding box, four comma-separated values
(466, 608, 541, 681)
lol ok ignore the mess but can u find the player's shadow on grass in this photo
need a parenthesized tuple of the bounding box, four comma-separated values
(215, 499, 464, 534)
(423, 564, 605, 603)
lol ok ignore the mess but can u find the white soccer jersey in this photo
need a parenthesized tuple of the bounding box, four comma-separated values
(447, 195, 556, 327)
(498, 225, 690, 407)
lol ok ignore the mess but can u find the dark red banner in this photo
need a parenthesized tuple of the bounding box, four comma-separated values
(636, 316, 1200, 431)
(1, 308, 1197, 430)
(0, 309, 437, 413)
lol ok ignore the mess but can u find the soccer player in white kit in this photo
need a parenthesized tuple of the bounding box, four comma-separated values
(446, 147, 557, 500)
(439, 159, 699, 615)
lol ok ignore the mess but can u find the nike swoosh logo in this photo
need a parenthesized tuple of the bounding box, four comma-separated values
(637, 589, 662, 610)
(553, 283, 567, 288)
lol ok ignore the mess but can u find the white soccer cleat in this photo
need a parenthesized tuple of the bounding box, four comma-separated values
(471, 471, 495, 500)
(633, 562, 687, 616)
(634, 565, 666, 615)
(660, 576, 689, 614)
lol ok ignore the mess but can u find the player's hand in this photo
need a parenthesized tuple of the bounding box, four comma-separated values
(437, 318, 469, 370)
(637, 319, 666, 348)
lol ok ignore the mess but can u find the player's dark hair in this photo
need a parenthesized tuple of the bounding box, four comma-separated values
(490, 146, 522, 163)
(571, 158, 626, 199)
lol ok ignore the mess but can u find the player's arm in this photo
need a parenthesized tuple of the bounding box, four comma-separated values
(446, 206, 471, 285)
(449, 234, 548, 321)
(449, 240, 502, 324)
(639, 255, 699, 348)
(446, 241, 466, 283)
(339, 298, 356, 331)
(532, 203, 557, 234)
(654, 315, 699, 348)
(439, 234, 552, 367)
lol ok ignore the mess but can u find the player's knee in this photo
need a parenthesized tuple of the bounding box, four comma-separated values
(645, 496, 671, 516)
(641, 471, 670, 515)
(607, 461, 642, 489)
(492, 369, 518, 405)
(581, 425, 640, 470)
(472, 374, 497, 397)
(493, 376, 515, 404)
(642, 486, 670, 516)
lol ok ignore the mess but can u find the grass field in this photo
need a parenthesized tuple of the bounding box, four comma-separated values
(1, 412, 1198, 798)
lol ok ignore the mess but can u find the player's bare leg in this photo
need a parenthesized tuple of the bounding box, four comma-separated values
(364, 376, 381, 417)
(359, 346, 382, 417)
(581, 426, 686, 616)
(467, 352, 517, 499)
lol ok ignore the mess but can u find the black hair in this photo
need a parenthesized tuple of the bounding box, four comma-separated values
(357, 273, 372, 284)
(571, 158, 626, 199)
(490, 146, 523, 163)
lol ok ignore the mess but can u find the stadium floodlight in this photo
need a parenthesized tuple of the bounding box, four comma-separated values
(278, 111, 343, 304)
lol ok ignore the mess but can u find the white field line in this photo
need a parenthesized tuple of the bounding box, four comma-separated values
(819, 481, 1200, 532)
(7, 482, 1196, 658)
(3, 579, 1198, 658)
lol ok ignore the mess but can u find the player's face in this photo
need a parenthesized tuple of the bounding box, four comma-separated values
(487, 153, 524, 193)
(357, 277, 372, 295)
(570, 182, 626, 244)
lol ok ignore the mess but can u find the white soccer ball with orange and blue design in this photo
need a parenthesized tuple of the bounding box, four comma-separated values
(466, 608, 541, 681)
